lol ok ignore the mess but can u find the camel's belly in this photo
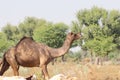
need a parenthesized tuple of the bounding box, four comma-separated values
(18, 60, 40, 67)
(16, 55, 40, 67)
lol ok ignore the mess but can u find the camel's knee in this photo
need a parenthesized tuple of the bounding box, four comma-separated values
(41, 67, 49, 80)
(12, 66, 19, 76)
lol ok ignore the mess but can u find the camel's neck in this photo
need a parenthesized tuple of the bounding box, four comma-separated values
(50, 38, 73, 58)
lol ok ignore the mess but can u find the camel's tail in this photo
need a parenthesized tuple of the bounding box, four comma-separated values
(0, 57, 5, 66)
(0, 52, 7, 66)
(0, 59, 2, 66)
(0, 51, 10, 76)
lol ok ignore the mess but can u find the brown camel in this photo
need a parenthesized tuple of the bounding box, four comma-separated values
(0, 32, 81, 80)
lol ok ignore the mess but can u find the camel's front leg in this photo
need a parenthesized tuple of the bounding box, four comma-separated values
(41, 65, 49, 80)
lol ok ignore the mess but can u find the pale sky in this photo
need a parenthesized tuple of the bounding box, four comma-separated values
(0, 0, 120, 29)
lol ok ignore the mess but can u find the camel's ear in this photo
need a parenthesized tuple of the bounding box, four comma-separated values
(74, 34, 77, 37)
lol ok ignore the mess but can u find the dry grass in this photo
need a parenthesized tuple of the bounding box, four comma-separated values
(1, 61, 120, 80)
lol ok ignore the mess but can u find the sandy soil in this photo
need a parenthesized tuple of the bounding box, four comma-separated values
(1, 62, 120, 80)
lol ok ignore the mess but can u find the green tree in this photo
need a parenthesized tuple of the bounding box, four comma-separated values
(1, 24, 19, 45)
(33, 22, 68, 48)
(77, 7, 107, 26)
(18, 17, 38, 36)
(0, 32, 11, 57)
(72, 7, 118, 63)
(17, 17, 48, 43)
(105, 10, 120, 47)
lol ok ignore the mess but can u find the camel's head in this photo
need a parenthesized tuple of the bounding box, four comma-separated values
(67, 32, 81, 41)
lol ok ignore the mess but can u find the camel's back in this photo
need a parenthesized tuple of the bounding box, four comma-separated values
(16, 37, 38, 53)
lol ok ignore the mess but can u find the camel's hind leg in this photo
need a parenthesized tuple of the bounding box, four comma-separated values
(6, 58, 19, 76)
(5, 47, 19, 76)
(0, 59, 10, 75)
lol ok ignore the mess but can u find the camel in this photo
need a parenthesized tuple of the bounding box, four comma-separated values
(0, 32, 81, 80)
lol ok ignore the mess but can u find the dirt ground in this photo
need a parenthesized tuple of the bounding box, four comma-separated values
(1, 61, 120, 80)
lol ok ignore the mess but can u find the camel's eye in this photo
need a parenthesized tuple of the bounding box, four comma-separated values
(70, 32, 73, 35)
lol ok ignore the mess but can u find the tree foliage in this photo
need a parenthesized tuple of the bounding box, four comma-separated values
(72, 7, 119, 57)
(0, 32, 11, 57)
(0, 17, 68, 54)
(33, 22, 68, 48)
